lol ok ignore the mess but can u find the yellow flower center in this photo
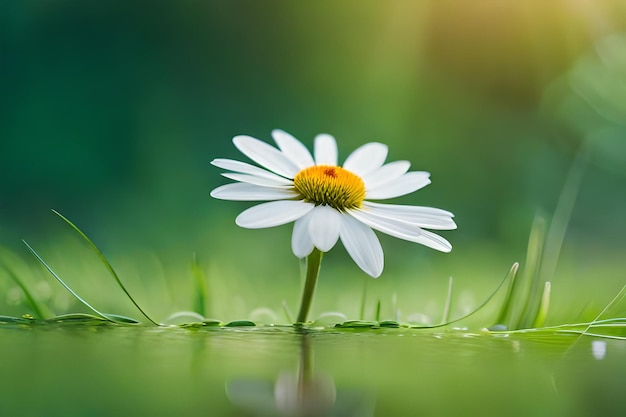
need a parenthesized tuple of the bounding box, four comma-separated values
(293, 165, 366, 211)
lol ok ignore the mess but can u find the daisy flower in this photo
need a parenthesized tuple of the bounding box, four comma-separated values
(210, 129, 456, 322)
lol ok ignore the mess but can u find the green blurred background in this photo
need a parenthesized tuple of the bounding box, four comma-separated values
(1, 1, 625, 322)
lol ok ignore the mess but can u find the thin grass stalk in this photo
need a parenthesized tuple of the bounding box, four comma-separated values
(539, 145, 589, 288)
(532, 281, 551, 328)
(559, 332, 625, 340)
(491, 323, 626, 340)
(441, 276, 454, 324)
(282, 300, 294, 323)
(23, 240, 115, 323)
(521, 146, 588, 329)
(391, 292, 398, 321)
(508, 286, 626, 346)
(51, 209, 159, 326)
(581, 285, 626, 336)
(191, 253, 207, 317)
(517, 215, 546, 329)
(493, 317, 626, 333)
(493, 262, 519, 327)
(359, 280, 367, 321)
(418, 263, 516, 329)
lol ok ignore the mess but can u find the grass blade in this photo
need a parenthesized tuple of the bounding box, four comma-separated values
(581, 284, 626, 336)
(359, 280, 367, 321)
(414, 262, 514, 329)
(392, 292, 398, 321)
(532, 281, 551, 328)
(521, 146, 588, 329)
(191, 252, 208, 317)
(495, 287, 626, 341)
(281, 300, 294, 323)
(441, 276, 454, 324)
(493, 262, 519, 327)
(517, 215, 547, 329)
(375, 299, 381, 322)
(22, 240, 114, 323)
(539, 145, 589, 290)
(51, 209, 159, 326)
(558, 332, 625, 340)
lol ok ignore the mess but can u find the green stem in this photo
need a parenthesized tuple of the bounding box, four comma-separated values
(296, 249, 323, 324)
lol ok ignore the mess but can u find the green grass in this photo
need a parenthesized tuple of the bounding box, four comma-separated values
(0, 144, 624, 339)
(0, 208, 623, 339)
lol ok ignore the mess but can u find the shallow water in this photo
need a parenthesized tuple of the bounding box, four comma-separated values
(0, 324, 624, 417)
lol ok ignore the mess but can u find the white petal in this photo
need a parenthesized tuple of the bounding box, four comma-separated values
(348, 210, 452, 252)
(236, 200, 314, 229)
(271, 129, 315, 169)
(339, 215, 384, 278)
(362, 201, 454, 218)
(212, 158, 293, 183)
(307, 205, 341, 252)
(222, 173, 293, 187)
(211, 183, 298, 201)
(366, 171, 431, 200)
(314, 134, 338, 166)
(292, 211, 315, 258)
(342, 142, 388, 176)
(360, 202, 457, 230)
(233, 135, 300, 178)
(362, 160, 411, 190)
(417, 229, 453, 252)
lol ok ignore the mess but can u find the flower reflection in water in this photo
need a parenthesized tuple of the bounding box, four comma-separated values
(226, 334, 374, 416)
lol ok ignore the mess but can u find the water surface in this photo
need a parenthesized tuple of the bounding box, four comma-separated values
(0, 324, 623, 416)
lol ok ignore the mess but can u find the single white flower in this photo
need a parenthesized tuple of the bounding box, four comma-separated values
(211, 129, 456, 278)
